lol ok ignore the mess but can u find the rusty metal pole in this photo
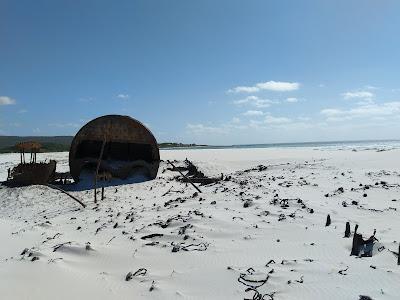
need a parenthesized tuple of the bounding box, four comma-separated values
(94, 174, 97, 203)
(94, 138, 107, 204)
(45, 184, 86, 208)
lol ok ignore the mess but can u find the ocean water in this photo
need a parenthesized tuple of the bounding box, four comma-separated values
(162, 140, 400, 151)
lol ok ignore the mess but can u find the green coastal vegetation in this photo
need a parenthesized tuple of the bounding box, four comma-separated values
(0, 136, 205, 153)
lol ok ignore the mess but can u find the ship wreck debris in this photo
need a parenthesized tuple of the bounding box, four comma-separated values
(6, 141, 56, 187)
(69, 115, 160, 184)
(5, 114, 160, 192)
(167, 159, 221, 191)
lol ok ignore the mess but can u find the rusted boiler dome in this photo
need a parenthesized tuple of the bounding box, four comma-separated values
(69, 115, 160, 183)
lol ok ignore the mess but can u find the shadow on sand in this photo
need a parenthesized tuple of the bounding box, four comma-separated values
(60, 171, 152, 192)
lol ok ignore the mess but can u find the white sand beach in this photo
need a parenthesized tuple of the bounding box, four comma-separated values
(1, 147, 400, 299)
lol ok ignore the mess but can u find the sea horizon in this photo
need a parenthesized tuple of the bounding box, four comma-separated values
(161, 139, 400, 151)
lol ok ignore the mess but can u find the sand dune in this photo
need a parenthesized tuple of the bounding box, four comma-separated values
(1, 147, 399, 299)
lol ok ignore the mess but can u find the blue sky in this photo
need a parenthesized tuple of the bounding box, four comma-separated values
(1, 0, 400, 145)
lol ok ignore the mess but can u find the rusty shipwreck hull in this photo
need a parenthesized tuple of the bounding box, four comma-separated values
(69, 115, 160, 183)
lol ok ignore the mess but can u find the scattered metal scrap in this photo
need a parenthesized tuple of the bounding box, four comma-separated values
(350, 225, 377, 257)
(125, 268, 147, 281)
(167, 159, 221, 193)
(167, 160, 202, 193)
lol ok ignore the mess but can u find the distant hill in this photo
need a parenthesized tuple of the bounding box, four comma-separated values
(0, 136, 73, 148)
(0, 136, 205, 153)
(0, 136, 73, 153)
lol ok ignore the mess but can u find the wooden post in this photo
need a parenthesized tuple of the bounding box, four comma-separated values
(94, 173, 97, 203)
(398, 243, 400, 265)
(101, 186, 105, 200)
(94, 138, 107, 203)
(325, 214, 331, 227)
(350, 225, 362, 256)
(351, 233, 362, 256)
(344, 222, 351, 238)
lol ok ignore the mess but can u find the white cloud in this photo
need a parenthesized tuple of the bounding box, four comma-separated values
(342, 91, 374, 100)
(18, 109, 28, 114)
(186, 123, 228, 135)
(117, 94, 130, 100)
(247, 115, 309, 131)
(243, 110, 264, 116)
(355, 98, 375, 106)
(249, 119, 263, 128)
(48, 122, 81, 128)
(231, 117, 241, 124)
(321, 108, 342, 116)
(256, 81, 299, 92)
(264, 115, 292, 124)
(230, 86, 260, 93)
(78, 97, 94, 102)
(321, 102, 400, 121)
(228, 81, 300, 93)
(298, 116, 311, 121)
(0, 96, 16, 105)
(186, 117, 252, 136)
(286, 97, 299, 103)
(233, 95, 274, 108)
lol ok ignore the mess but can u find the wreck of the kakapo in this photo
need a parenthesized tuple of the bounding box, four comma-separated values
(69, 115, 160, 184)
